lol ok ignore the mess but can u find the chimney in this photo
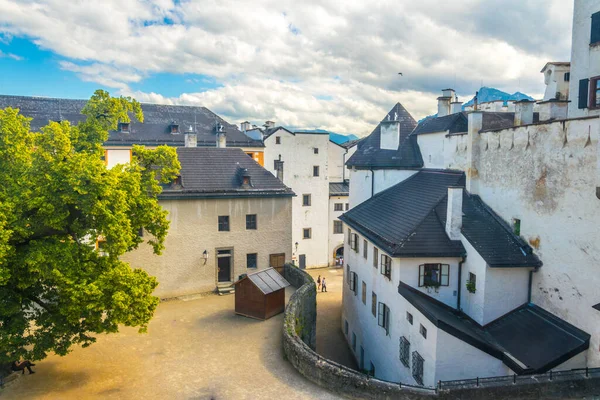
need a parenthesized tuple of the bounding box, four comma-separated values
(240, 121, 251, 132)
(437, 96, 451, 117)
(445, 187, 463, 240)
(451, 100, 463, 114)
(514, 100, 534, 126)
(264, 121, 275, 130)
(184, 125, 196, 147)
(217, 131, 227, 148)
(466, 112, 483, 194)
(379, 115, 400, 150)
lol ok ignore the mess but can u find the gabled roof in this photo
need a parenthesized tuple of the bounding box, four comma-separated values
(398, 282, 590, 374)
(339, 170, 465, 257)
(237, 267, 290, 294)
(411, 113, 468, 136)
(329, 182, 350, 196)
(346, 103, 422, 169)
(0, 95, 263, 148)
(160, 148, 294, 199)
(339, 169, 541, 267)
(540, 62, 570, 73)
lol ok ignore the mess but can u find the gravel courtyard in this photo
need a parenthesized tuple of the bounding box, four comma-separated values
(2, 267, 352, 399)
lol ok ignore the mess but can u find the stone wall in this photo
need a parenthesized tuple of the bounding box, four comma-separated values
(281, 263, 600, 400)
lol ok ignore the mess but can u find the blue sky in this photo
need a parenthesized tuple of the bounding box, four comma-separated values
(0, 0, 573, 135)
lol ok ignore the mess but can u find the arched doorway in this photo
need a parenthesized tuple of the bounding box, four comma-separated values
(334, 245, 344, 266)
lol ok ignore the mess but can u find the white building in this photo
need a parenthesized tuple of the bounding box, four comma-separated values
(568, 0, 600, 118)
(339, 3, 599, 384)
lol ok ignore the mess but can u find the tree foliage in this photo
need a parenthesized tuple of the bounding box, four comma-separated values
(0, 90, 180, 362)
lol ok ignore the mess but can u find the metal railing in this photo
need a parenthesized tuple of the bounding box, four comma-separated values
(438, 367, 600, 391)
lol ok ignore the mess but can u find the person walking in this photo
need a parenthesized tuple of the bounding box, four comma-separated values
(321, 277, 327, 292)
(317, 275, 321, 291)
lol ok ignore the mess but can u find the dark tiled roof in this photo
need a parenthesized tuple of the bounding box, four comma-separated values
(339, 169, 541, 266)
(160, 148, 294, 199)
(399, 282, 590, 374)
(411, 113, 468, 135)
(346, 103, 423, 169)
(339, 139, 360, 149)
(0, 95, 263, 148)
(339, 170, 466, 257)
(329, 182, 350, 196)
(241, 268, 290, 295)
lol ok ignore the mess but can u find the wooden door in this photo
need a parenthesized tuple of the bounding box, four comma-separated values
(299, 254, 306, 269)
(270, 253, 285, 273)
(217, 250, 232, 282)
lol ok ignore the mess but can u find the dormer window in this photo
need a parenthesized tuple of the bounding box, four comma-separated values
(240, 168, 252, 188)
(119, 122, 130, 133)
(170, 123, 180, 134)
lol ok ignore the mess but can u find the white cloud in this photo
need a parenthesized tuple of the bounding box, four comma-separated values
(0, 49, 23, 60)
(0, 0, 574, 135)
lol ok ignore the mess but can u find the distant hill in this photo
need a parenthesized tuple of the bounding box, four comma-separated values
(295, 129, 358, 144)
(419, 87, 535, 123)
(462, 87, 534, 108)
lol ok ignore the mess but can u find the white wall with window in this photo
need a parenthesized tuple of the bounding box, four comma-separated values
(263, 129, 330, 268)
(105, 148, 131, 168)
(348, 169, 418, 208)
(397, 258, 461, 309)
(329, 195, 348, 266)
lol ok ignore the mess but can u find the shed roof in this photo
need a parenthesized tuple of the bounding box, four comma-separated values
(346, 103, 422, 169)
(160, 148, 294, 199)
(398, 282, 590, 374)
(0, 95, 263, 148)
(240, 268, 290, 294)
(329, 181, 350, 196)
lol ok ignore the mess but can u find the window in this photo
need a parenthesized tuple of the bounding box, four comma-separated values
(349, 271, 357, 294)
(371, 292, 377, 317)
(513, 218, 521, 236)
(363, 240, 368, 259)
(303, 228, 312, 239)
(313, 148, 319, 154)
(406, 312, 413, 325)
(579, 78, 590, 109)
(218, 216, 230, 232)
(399, 337, 410, 367)
(313, 166, 320, 177)
(170, 123, 179, 134)
(412, 351, 424, 385)
(247, 253, 257, 269)
(352, 332, 357, 352)
(334, 203, 343, 211)
(420, 324, 427, 339)
(591, 11, 600, 45)
(275, 136, 281, 144)
(468, 272, 477, 292)
(591, 76, 600, 109)
(564, 72, 570, 82)
(345, 203, 349, 211)
(302, 194, 311, 206)
(119, 122, 130, 132)
(350, 233, 358, 252)
(344, 319, 349, 336)
(373, 248, 378, 268)
(418, 264, 449, 287)
(246, 214, 257, 230)
(377, 302, 390, 335)
(362, 281, 367, 304)
(380, 255, 391, 279)
(333, 220, 343, 234)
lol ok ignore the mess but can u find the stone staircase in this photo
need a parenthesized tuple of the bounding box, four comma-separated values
(217, 283, 235, 295)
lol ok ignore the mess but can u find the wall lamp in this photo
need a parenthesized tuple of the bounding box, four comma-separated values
(202, 250, 208, 265)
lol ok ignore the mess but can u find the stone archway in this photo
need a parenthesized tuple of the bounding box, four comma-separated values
(332, 244, 344, 266)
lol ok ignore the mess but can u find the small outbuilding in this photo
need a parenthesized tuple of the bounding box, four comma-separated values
(234, 268, 290, 320)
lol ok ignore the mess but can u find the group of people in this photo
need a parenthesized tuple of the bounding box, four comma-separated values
(316, 275, 327, 292)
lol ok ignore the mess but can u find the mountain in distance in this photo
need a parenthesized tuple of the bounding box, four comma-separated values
(462, 87, 534, 108)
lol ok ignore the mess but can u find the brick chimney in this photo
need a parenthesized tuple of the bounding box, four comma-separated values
(445, 187, 463, 240)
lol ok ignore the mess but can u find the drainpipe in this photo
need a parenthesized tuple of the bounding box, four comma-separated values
(370, 169, 375, 197)
(343, 151, 347, 181)
(457, 256, 466, 310)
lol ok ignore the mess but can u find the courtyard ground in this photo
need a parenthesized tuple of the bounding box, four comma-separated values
(2, 267, 353, 399)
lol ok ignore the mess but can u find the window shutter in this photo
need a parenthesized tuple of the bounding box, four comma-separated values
(441, 264, 449, 286)
(419, 265, 424, 286)
(591, 11, 600, 45)
(378, 303, 384, 326)
(385, 305, 390, 334)
(579, 79, 589, 109)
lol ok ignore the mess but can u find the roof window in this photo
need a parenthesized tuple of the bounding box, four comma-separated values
(119, 122, 130, 133)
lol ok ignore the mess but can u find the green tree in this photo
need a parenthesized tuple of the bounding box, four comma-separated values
(0, 90, 180, 362)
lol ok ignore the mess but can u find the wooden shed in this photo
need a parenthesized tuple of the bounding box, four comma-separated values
(234, 268, 290, 320)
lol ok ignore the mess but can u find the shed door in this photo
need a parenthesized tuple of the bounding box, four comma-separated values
(299, 254, 306, 269)
(217, 250, 232, 282)
(270, 253, 285, 273)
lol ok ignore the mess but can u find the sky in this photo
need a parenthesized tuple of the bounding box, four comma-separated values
(0, 0, 574, 136)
